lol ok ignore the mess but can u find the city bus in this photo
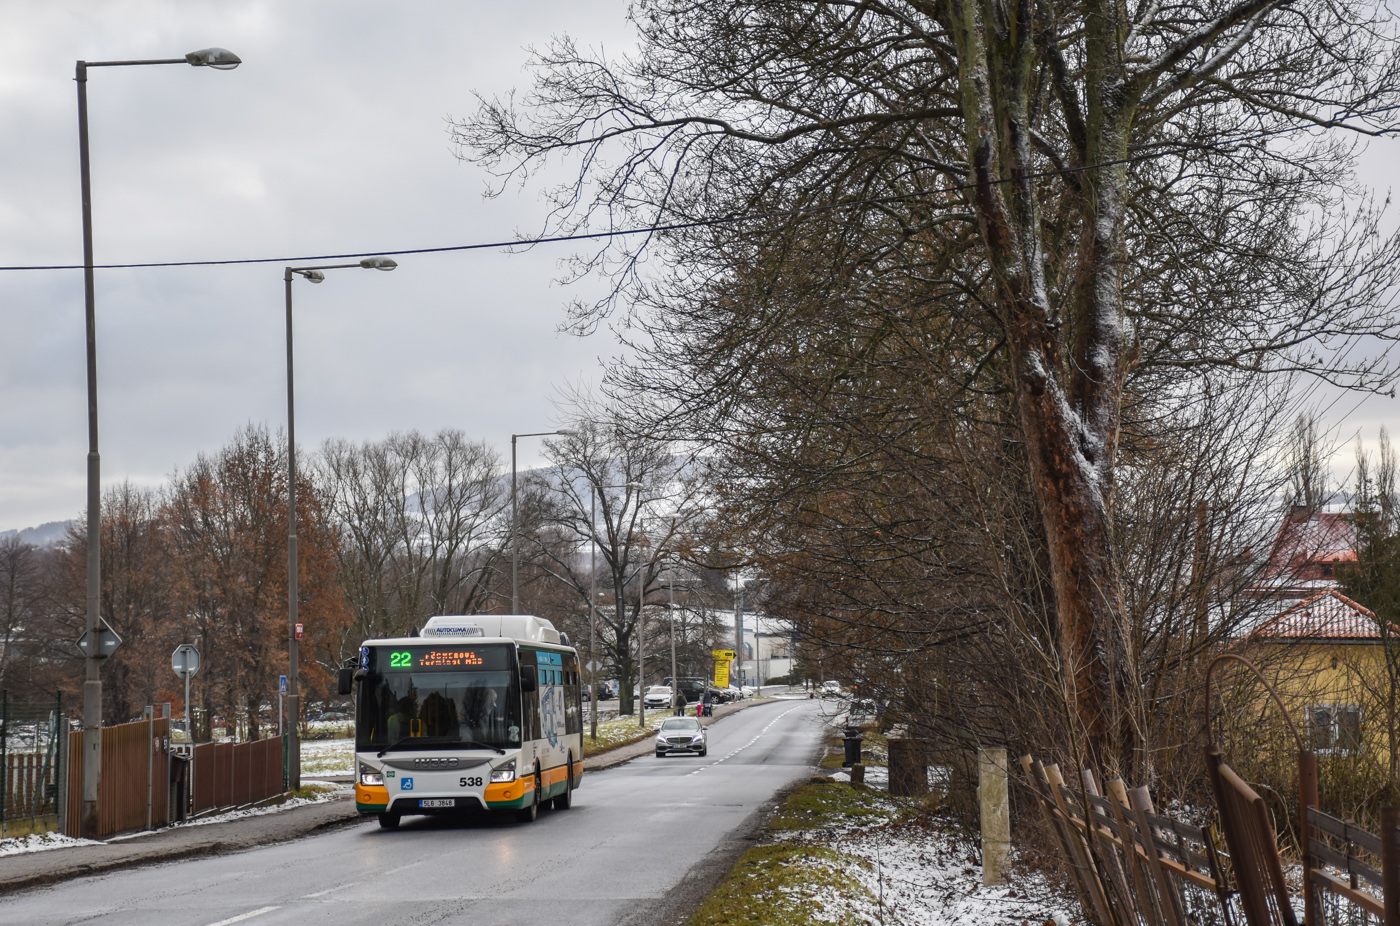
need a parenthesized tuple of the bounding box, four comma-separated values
(341, 614, 584, 829)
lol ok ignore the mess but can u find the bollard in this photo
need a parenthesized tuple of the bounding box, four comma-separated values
(979, 747, 1010, 886)
(842, 727, 863, 767)
(851, 763, 866, 786)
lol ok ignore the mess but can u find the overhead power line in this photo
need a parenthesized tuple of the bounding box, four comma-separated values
(0, 103, 1396, 273)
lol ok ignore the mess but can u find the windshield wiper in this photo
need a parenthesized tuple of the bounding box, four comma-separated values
(378, 735, 505, 758)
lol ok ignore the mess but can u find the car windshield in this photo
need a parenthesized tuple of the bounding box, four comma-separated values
(661, 718, 700, 731)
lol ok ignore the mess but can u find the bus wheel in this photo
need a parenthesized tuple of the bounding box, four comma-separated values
(377, 811, 401, 830)
(516, 767, 541, 823)
(554, 756, 574, 810)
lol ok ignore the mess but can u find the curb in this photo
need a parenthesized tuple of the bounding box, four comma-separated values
(0, 797, 360, 896)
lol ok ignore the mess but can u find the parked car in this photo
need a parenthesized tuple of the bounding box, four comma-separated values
(643, 685, 675, 709)
(663, 676, 708, 702)
(821, 680, 843, 697)
(655, 716, 708, 757)
(740, 686, 756, 698)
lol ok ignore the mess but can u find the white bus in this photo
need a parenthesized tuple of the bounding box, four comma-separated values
(342, 614, 584, 828)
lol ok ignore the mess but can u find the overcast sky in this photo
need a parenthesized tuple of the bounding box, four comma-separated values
(0, 0, 638, 531)
(2, 2, 1397, 532)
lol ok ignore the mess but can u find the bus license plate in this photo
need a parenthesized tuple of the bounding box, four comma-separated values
(419, 799, 454, 808)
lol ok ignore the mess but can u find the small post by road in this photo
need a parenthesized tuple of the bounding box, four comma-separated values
(979, 746, 1010, 886)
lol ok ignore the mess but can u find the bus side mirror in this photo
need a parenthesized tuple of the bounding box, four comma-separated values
(337, 667, 354, 696)
(520, 667, 537, 693)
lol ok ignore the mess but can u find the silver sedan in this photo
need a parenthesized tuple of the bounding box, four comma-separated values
(654, 716, 708, 757)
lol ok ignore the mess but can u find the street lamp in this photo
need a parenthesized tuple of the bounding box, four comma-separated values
(589, 481, 641, 739)
(283, 257, 397, 790)
(511, 429, 579, 613)
(75, 45, 240, 840)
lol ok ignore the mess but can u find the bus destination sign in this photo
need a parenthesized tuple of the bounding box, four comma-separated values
(380, 644, 509, 672)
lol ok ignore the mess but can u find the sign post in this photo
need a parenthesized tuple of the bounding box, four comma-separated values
(172, 644, 200, 744)
(279, 675, 288, 737)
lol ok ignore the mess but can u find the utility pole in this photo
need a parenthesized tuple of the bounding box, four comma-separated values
(734, 575, 744, 689)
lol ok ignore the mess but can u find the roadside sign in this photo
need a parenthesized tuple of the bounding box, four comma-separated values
(172, 643, 200, 678)
(77, 617, 122, 659)
(714, 660, 731, 688)
(295, 623, 304, 640)
(712, 649, 735, 661)
(585, 659, 603, 673)
(279, 675, 288, 695)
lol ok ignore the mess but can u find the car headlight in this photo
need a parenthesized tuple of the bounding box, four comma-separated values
(490, 759, 517, 783)
(359, 763, 383, 786)
(692, 734, 703, 742)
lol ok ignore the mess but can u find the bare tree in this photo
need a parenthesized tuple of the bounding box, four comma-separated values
(519, 408, 712, 714)
(459, 0, 1400, 767)
(319, 430, 507, 643)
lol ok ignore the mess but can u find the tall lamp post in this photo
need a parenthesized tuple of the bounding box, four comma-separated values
(589, 480, 641, 739)
(511, 429, 578, 613)
(283, 257, 397, 790)
(75, 46, 241, 839)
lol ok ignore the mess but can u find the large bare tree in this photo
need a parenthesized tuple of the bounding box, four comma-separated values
(459, 0, 1400, 767)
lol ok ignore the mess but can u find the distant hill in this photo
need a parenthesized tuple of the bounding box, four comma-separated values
(0, 520, 72, 548)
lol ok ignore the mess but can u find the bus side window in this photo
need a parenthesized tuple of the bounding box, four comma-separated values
(519, 650, 542, 742)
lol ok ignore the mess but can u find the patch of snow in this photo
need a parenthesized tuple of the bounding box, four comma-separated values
(0, 832, 102, 857)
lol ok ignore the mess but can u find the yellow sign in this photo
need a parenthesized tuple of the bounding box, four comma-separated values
(712, 649, 736, 661)
(714, 660, 730, 688)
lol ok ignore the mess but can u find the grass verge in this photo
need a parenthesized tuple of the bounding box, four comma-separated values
(686, 779, 892, 926)
(582, 712, 671, 757)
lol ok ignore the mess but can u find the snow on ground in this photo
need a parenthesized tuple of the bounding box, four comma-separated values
(803, 816, 1074, 926)
(0, 785, 350, 856)
(300, 737, 355, 776)
(0, 832, 102, 857)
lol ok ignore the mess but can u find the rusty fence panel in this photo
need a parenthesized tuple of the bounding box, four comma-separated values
(190, 736, 287, 818)
(1203, 745, 1296, 926)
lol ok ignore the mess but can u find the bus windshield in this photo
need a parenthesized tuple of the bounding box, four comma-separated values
(356, 643, 521, 751)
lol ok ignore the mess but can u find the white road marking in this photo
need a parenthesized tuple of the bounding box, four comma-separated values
(206, 907, 281, 926)
(301, 885, 346, 898)
(689, 707, 801, 775)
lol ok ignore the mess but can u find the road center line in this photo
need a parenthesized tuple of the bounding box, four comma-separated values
(205, 907, 281, 926)
(689, 706, 801, 775)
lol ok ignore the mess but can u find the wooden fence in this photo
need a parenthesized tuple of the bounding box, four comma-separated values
(1024, 749, 1400, 926)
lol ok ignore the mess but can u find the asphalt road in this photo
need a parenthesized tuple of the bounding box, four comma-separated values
(0, 698, 829, 926)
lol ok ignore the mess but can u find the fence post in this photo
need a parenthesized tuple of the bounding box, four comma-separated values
(1382, 806, 1400, 926)
(979, 747, 1010, 885)
(2, 690, 9, 838)
(55, 695, 67, 835)
(1299, 749, 1319, 926)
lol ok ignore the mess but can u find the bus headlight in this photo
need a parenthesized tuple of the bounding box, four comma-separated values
(359, 763, 383, 786)
(490, 759, 517, 783)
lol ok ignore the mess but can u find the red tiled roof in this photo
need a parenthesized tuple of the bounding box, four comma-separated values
(1250, 590, 1396, 640)
(1263, 512, 1357, 576)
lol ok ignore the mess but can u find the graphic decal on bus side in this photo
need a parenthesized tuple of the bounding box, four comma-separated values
(538, 651, 565, 749)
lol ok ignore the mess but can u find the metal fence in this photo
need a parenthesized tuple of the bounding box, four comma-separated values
(64, 716, 171, 839)
(0, 691, 65, 836)
(190, 736, 285, 818)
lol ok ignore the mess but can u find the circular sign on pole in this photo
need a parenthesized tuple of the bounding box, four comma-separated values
(172, 643, 200, 678)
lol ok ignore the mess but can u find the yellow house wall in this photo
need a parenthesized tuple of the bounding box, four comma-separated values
(1251, 641, 1392, 764)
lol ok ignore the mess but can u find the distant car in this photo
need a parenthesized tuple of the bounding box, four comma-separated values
(821, 680, 843, 697)
(740, 686, 756, 698)
(655, 716, 708, 757)
(643, 685, 674, 709)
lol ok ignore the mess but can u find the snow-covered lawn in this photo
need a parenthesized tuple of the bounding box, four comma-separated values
(301, 737, 355, 776)
(583, 711, 671, 755)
